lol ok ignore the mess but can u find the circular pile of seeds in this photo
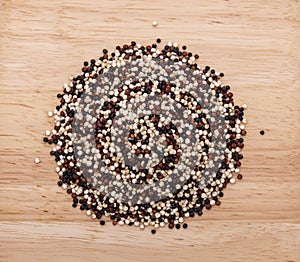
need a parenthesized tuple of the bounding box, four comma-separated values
(44, 40, 247, 233)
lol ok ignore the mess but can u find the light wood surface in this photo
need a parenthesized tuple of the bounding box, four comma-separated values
(0, 0, 300, 261)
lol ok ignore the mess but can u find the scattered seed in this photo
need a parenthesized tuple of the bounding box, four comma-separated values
(237, 174, 243, 180)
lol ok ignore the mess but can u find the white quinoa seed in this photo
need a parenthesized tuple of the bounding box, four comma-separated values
(152, 20, 158, 27)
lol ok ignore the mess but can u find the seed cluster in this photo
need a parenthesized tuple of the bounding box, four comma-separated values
(44, 39, 247, 232)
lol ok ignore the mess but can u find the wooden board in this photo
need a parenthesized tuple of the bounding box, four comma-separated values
(0, 0, 299, 261)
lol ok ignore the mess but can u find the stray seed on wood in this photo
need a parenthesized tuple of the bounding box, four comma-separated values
(152, 21, 158, 27)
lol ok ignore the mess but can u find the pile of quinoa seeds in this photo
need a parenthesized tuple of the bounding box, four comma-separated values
(44, 39, 247, 234)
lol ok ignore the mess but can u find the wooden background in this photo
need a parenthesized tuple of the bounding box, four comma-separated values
(0, 0, 299, 261)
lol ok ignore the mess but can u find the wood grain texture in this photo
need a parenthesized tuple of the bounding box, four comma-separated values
(0, 0, 300, 261)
